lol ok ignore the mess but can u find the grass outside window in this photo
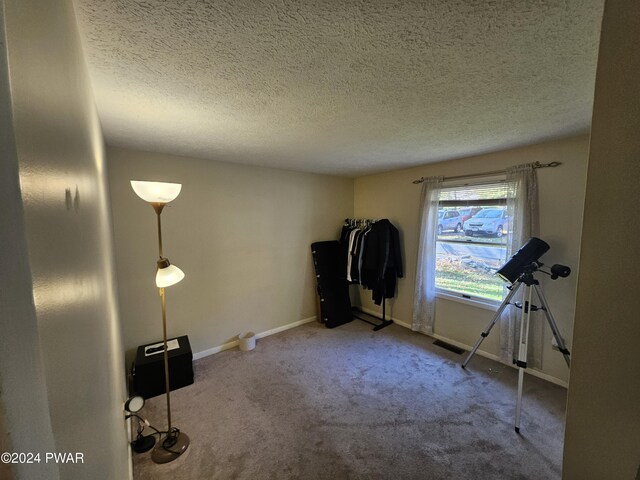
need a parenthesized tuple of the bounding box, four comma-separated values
(435, 257, 504, 302)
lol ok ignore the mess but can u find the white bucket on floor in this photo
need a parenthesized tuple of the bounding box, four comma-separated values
(238, 332, 256, 351)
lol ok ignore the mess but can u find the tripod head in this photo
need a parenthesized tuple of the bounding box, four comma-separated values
(521, 261, 542, 274)
(513, 263, 541, 286)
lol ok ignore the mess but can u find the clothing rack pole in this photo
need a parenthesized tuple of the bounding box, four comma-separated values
(345, 217, 394, 332)
(382, 298, 386, 323)
(411, 160, 562, 185)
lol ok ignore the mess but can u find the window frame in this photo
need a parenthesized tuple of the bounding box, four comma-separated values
(434, 177, 508, 309)
(435, 287, 501, 311)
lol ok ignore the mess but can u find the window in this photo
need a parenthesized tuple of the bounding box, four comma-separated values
(435, 181, 508, 304)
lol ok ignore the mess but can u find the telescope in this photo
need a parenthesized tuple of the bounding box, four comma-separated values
(496, 237, 571, 284)
(462, 237, 571, 433)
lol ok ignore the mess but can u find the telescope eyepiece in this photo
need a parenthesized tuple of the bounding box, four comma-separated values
(550, 264, 571, 279)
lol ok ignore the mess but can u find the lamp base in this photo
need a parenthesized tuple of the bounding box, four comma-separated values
(132, 434, 156, 454)
(151, 430, 190, 464)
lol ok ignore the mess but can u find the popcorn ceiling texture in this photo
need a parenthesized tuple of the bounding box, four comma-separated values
(73, 0, 603, 176)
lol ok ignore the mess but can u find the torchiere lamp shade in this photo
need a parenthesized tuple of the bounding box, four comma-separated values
(131, 180, 182, 204)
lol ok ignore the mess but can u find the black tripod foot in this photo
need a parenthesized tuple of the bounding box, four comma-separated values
(515, 427, 520, 434)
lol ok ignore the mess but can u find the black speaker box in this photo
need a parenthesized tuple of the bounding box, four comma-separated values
(133, 335, 194, 399)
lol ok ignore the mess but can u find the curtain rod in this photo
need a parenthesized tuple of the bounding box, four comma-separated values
(411, 161, 562, 185)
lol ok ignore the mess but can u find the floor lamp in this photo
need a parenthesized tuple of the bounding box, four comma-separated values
(131, 180, 190, 463)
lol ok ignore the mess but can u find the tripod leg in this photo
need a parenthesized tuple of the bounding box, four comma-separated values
(461, 281, 522, 369)
(533, 284, 571, 367)
(515, 285, 533, 433)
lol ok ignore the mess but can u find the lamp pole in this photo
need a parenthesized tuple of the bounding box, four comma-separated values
(152, 203, 165, 257)
(159, 287, 172, 433)
(153, 203, 173, 433)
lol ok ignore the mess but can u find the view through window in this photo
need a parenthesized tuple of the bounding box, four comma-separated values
(435, 181, 509, 302)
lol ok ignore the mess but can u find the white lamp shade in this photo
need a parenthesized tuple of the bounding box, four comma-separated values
(156, 264, 185, 288)
(131, 180, 182, 204)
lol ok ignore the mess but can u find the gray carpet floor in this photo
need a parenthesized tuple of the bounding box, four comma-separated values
(133, 321, 567, 480)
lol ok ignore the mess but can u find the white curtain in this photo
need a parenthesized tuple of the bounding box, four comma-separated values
(499, 163, 542, 367)
(412, 176, 443, 334)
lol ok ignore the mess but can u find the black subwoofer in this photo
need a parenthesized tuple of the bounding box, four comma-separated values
(133, 335, 194, 399)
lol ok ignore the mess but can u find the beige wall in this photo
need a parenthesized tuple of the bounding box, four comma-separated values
(0, 3, 59, 479)
(563, 0, 640, 478)
(107, 147, 353, 364)
(0, 400, 15, 480)
(354, 136, 590, 383)
(2, 0, 130, 479)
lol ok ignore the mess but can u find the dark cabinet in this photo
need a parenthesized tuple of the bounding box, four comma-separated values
(133, 335, 194, 399)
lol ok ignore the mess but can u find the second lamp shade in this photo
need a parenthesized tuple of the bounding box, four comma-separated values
(156, 264, 185, 288)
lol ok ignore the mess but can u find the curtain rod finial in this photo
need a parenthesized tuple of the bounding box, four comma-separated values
(533, 161, 562, 169)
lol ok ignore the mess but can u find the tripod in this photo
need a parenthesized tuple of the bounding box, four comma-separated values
(461, 268, 571, 432)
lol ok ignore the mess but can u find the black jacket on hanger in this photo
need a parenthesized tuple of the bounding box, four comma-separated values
(360, 219, 403, 305)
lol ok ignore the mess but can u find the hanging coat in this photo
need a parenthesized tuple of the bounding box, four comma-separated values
(360, 219, 403, 305)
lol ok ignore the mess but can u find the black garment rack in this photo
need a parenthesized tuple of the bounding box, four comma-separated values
(344, 218, 394, 331)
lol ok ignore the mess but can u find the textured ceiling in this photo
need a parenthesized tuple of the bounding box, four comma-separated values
(73, 0, 603, 176)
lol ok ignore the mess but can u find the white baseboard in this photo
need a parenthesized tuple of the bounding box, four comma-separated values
(192, 316, 317, 361)
(255, 316, 317, 339)
(192, 340, 239, 360)
(359, 306, 567, 388)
